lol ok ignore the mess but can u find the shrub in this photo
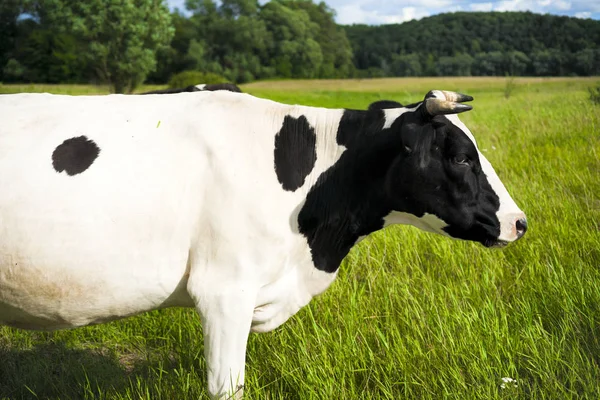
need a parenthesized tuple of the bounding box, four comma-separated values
(504, 74, 516, 99)
(168, 71, 228, 89)
(589, 83, 600, 105)
(2, 59, 25, 83)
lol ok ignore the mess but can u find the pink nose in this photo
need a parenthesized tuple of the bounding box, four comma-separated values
(516, 218, 528, 239)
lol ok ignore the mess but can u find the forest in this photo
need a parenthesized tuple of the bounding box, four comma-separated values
(1, 0, 599, 92)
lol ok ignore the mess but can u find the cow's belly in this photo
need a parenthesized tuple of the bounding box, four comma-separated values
(0, 209, 194, 331)
(0, 255, 193, 330)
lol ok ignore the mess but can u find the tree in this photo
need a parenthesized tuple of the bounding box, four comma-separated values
(574, 49, 600, 76)
(391, 53, 421, 77)
(504, 51, 530, 76)
(0, 0, 25, 81)
(220, 0, 259, 18)
(261, 1, 323, 79)
(12, 24, 87, 83)
(185, 0, 271, 82)
(284, 1, 353, 78)
(26, 0, 174, 92)
(147, 10, 196, 83)
(436, 53, 473, 76)
(531, 50, 565, 76)
(473, 52, 501, 76)
(2, 58, 25, 82)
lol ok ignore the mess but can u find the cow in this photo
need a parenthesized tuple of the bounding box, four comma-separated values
(0, 89, 527, 399)
(140, 82, 242, 95)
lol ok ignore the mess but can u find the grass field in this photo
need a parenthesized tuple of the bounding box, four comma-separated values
(0, 77, 599, 399)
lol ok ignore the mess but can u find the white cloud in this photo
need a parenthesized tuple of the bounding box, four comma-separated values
(447, 5, 465, 12)
(335, 2, 431, 24)
(336, 4, 371, 24)
(575, 11, 591, 17)
(494, 0, 522, 12)
(555, 0, 572, 10)
(574, 0, 600, 12)
(401, 6, 419, 21)
(470, 2, 494, 11)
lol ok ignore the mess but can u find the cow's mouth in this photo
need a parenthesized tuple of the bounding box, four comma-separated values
(483, 238, 509, 248)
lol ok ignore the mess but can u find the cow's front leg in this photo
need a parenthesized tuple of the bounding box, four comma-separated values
(193, 286, 255, 400)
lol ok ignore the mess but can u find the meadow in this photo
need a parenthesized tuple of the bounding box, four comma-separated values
(0, 77, 599, 399)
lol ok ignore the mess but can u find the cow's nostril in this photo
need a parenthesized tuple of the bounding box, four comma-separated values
(516, 218, 528, 238)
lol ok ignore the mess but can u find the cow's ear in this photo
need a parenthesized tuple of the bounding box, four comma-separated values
(368, 100, 403, 111)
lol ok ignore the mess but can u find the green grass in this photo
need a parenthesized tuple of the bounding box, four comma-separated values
(1, 77, 599, 399)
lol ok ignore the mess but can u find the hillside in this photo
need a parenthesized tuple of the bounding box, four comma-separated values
(343, 11, 600, 77)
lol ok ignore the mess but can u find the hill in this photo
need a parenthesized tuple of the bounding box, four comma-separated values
(343, 11, 600, 77)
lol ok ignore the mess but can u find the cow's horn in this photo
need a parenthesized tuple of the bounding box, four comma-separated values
(424, 90, 473, 116)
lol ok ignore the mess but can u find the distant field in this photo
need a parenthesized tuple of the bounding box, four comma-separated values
(0, 77, 599, 399)
(0, 84, 166, 95)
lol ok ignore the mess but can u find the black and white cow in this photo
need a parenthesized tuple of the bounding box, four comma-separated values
(141, 82, 242, 95)
(0, 89, 526, 399)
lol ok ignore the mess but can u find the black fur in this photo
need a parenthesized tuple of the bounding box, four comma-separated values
(204, 83, 242, 93)
(52, 136, 100, 176)
(140, 83, 242, 95)
(274, 115, 317, 192)
(368, 100, 403, 110)
(140, 85, 200, 95)
(298, 102, 501, 273)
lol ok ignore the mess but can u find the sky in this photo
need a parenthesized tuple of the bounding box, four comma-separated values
(166, 0, 600, 25)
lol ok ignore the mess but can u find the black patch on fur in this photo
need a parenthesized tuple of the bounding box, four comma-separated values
(140, 83, 242, 95)
(336, 108, 386, 147)
(140, 85, 200, 95)
(52, 136, 100, 176)
(204, 83, 242, 93)
(368, 100, 403, 110)
(274, 115, 317, 192)
(299, 106, 502, 273)
(299, 108, 398, 272)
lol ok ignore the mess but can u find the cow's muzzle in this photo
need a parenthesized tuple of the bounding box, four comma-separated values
(516, 217, 528, 239)
(484, 214, 528, 248)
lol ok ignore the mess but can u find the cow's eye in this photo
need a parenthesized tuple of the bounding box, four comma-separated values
(452, 154, 470, 166)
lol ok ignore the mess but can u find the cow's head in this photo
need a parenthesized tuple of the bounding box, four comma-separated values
(381, 90, 526, 247)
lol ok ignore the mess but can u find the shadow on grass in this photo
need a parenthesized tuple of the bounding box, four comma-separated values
(0, 341, 150, 399)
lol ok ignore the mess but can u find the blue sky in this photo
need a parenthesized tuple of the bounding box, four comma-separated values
(167, 0, 600, 24)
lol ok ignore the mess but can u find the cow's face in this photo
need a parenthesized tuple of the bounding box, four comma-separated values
(383, 91, 527, 247)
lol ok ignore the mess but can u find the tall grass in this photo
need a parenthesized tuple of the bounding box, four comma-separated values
(0, 78, 598, 399)
(589, 83, 600, 105)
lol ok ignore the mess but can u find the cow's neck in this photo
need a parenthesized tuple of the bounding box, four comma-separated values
(297, 107, 408, 273)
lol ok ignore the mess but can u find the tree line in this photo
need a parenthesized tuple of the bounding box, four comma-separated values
(346, 11, 600, 78)
(1, 0, 599, 93)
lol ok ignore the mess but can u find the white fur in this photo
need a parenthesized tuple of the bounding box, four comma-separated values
(383, 108, 406, 129)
